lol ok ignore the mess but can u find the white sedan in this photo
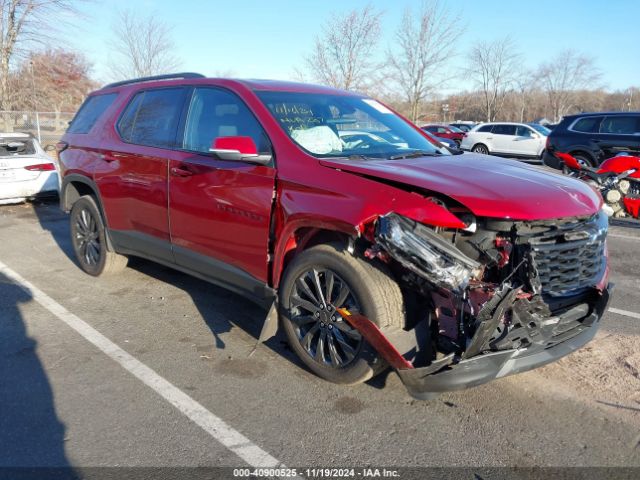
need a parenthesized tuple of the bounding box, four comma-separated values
(0, 133, 59, 205)
(460, 122, 550, 160)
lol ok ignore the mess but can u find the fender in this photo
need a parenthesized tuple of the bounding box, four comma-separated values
(60, 173, 116, 250)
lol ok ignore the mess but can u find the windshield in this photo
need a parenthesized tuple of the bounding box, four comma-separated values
(528, 124, 551, 136)
(256, 91, 449, 159)
(448, 125, 464, 133)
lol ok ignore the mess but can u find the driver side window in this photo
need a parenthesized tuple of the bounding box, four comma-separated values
(182, 88, 271, 154)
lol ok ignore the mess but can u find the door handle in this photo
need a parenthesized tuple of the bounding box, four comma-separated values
(170, 166, 194, 177)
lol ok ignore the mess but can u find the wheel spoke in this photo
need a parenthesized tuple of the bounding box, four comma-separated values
(290, 295, 318, 313)
(324, 270, 335, 304)
(301, 323, 319, 351)
(333, 329, 356, 359)
(326, 333, 342, 366)
(334, 319, 361, 339)
(333, 283, 350, 308)
(290, 314, 316, 327)
(311, 269, 326, 307)
(314, 328, 327, 362)
(295, 277, 318, 303)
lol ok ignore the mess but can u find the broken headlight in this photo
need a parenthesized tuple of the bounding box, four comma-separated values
(376, 213, 481, 292)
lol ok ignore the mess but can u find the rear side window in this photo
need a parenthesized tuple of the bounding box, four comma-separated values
(182, 88, 271, 154)
(117, 88, 186, 148)
(599, 116, 640, 135)
(515, 126, 533, 137)
(67, 93, 118, 134)
(477, 125, 493, 133)
(492, 124, 516, 135)
(571, 116, 603, 133)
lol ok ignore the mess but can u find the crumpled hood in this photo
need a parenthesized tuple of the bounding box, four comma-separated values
(320, 153, 602, 220)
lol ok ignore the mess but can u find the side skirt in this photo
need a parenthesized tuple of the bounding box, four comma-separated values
(109, 229, 275, 309)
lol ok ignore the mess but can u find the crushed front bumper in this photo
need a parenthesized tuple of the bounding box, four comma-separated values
(397, 284, 613, 400)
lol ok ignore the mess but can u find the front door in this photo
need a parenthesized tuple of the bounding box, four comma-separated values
(168, 87, 276, 291)
(511, 125, 542, 157)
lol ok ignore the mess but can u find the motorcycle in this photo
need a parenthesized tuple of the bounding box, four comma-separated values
(556, 151, 640, 219)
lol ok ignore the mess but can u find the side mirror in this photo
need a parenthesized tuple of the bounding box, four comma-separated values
(209, 136, 272, 165)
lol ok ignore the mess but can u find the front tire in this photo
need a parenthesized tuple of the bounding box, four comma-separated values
(70, 196, 128, 276)
(279, 243, 404, 385)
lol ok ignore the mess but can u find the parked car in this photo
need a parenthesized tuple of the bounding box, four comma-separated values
(421, 124, 465, 146)
(449, 122, 476, 132)
(0, 133, 59, 205)
(460, 122, 549, 161)
(57, 73, 611, 400)
(422, 130, 458, 149)
(543, 112, 640, 170)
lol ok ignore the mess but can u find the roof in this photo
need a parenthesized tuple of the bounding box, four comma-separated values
(563, 111, 640, 119)
(98, 73, 359, 97)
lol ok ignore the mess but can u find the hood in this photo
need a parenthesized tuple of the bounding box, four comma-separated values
(320, 153, 602, 220)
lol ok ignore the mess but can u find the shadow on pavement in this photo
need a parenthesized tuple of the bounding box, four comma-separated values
(0, 271, 76, 477)
(126, 258, 303, 367)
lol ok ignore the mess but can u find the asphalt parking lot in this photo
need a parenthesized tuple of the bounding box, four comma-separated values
(1, 200, 639, 475)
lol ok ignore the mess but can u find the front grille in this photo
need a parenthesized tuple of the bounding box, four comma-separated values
(528, 213, 607, 297)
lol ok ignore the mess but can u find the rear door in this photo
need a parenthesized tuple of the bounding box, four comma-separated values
(596, 115, 640, 158)
(95, 87, 188, 262)
(490, 124, 518, 154)
(168, 87, 276, 287)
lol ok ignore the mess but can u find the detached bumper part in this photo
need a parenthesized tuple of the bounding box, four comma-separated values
(397, 284, 613, 400)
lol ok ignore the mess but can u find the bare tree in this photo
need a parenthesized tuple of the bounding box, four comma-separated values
(108, 10, 181, 80)
(536, 50, 602, 122)
(513, 71, 537, 123)
(304, 4, 382, 91)
(387, 0, 463, 122)
(466, 37, 520, 122)
(0, 0, 77, 109)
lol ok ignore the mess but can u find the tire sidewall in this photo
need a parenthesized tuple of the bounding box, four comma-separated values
(279, 244, 383, 384)
(70, 196, 108, 276)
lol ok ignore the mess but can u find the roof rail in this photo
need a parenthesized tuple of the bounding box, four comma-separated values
(102, 72, 206, 90)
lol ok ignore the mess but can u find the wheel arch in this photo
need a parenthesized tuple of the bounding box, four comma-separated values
(272, 222, 356, 289)
(61, 174, 115, 249)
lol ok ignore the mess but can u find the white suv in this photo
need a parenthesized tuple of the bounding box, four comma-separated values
(460, 122, 550, 160)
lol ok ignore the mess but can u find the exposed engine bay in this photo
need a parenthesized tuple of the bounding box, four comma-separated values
(358, 207, 611, 398)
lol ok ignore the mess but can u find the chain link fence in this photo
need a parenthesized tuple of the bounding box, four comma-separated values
(0, 111, 75, 147)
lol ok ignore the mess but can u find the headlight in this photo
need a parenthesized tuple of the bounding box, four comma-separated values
(376, 213, 481, 292)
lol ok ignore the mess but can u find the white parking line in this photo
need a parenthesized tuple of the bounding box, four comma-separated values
(609, 307, 640, 320)
(0, 260, 282, 468)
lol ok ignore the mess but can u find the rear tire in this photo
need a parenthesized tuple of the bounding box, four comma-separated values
(279, 243, 404, 385)
(70, 196, 128, 276)
(570, 152, 594, 168)
(472, 143, 489, 155)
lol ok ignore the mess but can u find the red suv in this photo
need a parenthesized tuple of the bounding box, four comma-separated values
(58, 73, 611, 399)
(421, 124, 465, 146)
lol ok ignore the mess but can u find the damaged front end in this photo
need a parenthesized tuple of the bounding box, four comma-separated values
(358, 210, 612, 400)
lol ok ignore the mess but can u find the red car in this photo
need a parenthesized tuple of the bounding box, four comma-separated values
(58, 73, 611, 399)
(421, 124, 465, 146)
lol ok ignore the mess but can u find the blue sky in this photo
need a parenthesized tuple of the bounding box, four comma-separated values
(70, 0, 639, 92)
